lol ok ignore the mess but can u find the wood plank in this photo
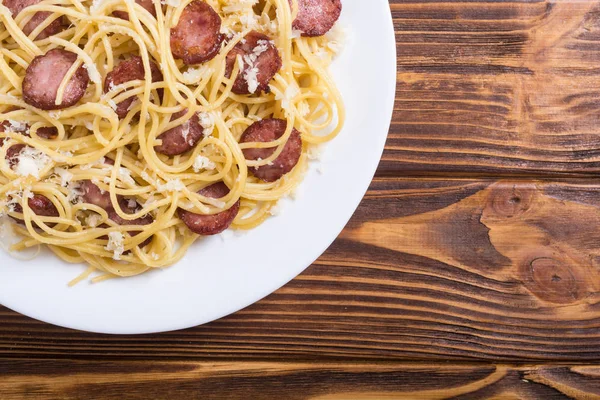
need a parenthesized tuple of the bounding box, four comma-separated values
(381, 0, 600, 176)
(1, 360, 599, 399)
(3, 178, 600, 362)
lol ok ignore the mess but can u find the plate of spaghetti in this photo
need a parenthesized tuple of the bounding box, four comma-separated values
(0, 0, 395, 333)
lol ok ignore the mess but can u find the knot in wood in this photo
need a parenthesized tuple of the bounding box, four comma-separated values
(524, 256, 581, 304)
(483, 183, 535, 221)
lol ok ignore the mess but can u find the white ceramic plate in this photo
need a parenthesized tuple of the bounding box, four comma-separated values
(0, 0, 396, 334)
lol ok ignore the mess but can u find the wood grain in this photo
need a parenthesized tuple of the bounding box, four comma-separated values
(2, 178, 600, 363)
(2, 360, 600, 399)
(383, 0, 600, 176)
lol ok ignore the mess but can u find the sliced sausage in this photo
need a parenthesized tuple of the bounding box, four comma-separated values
(79, 157, 120, 208)
(4, 0, 66, 40)
(23, 49, 89, 110)
(154, 109, 205, 156)
(178, 182, 240, 235)
(240, 118, 302, 182)
(35, 126, 58, 139)
(11, 193, 60, 228)
(289, 0, 341, 37)
(104, 55, 163, 119)
(80, 180, 122, 210)
(225, 31, 282, 95)
(170, 0, 224, 65)
(5, 143, 26, 168)
(112, 0, 158, 20)
(13, 194, 59, 217)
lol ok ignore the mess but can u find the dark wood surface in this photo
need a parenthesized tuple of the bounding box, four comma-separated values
(4, 1, 600, 398)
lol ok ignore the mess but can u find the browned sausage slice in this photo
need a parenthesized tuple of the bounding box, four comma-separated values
(35, 126, 58, 139)
(240, 118, 302, 182)
(4, 0, 66, 40)
(5, 143, 26, 168)
(154, 109, 205, 156)
(11, 193, 59, 228)
(178, 182, 240, 235)
(170, 0, 224, 65)
(112, 0, 158, 20)
(23, 49, 89, 110)
(80, 180, 121, 210)
(289, 0, 341, 37)
(225, 31, 282, 95)
(104, 55, 163, 119)
(13, 194, 59, 217)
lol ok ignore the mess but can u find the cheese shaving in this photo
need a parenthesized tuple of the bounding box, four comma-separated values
(105, 231, 125, 260)
(14, 147, 51, 179)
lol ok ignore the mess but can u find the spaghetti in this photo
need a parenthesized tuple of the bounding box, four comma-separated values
(0, 0, 345, 281)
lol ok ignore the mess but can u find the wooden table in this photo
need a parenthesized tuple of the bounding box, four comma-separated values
(3, 1, 600, 398)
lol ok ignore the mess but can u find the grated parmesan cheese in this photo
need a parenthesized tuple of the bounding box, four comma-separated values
(80, 157, 107, 170)
(275, 81, 300, 112)
(105, 231, 125, 260)
(5, 191, 21, 213)
(118, 167, 136, 186)
(241, 40, 271, 94)
(14, 147, 51, 179)
(180, 121, 192, 145)
(156, 179, 186, 192)
(197, 111, 215, 136)
(193, 155, 216, 172)
(54, 167, 73, 187)
(297, 101, 310, 117)
(85, 213, 102, 228)
(182, 66, 212, 84)
(67, 182, 83, 203)
(6, 120, 28, 133)
(245, 67, 260, 94)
